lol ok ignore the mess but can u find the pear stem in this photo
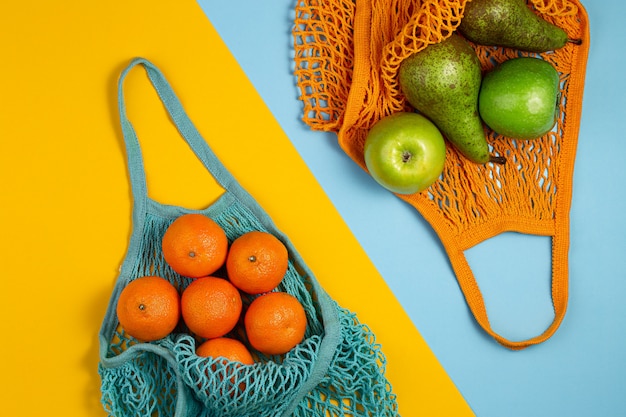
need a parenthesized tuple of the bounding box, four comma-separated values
(489, 155, 507, 165)
(568, 38, 583, 46)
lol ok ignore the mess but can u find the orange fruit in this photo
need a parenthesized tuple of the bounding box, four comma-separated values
(196, 337, 254, 365)
(244, 292, 307, 355)
(196, 337, 253, 396)
(181, 276, 242, 339)
(226, 231, 289, 294)
(116, 276, 180, 342)
(162, 213, 228, 278)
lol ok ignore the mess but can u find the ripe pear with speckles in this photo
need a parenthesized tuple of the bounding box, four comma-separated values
(399, 34, 503, 165)
(458, 0, 577, 52)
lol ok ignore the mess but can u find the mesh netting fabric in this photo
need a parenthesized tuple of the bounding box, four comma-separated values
(293, 0, 590, 349)
(99, 58, 400, 416)
(100, 205, 398, 417)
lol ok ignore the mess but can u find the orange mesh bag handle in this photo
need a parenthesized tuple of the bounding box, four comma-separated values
(294, 0, 590, 350)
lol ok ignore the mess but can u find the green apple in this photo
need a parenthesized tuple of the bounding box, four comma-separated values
(479, 57, 560, 139)
(364, 112, 446, 194)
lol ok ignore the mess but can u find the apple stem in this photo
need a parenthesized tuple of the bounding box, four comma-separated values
(489, 155, 506, 165)
(568, 38, 582, 46)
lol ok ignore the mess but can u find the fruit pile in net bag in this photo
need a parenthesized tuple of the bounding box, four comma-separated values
(98, 58, 400, 416)
(293, 0, 590, 350)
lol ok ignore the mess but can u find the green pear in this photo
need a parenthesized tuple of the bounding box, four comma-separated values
(399, 34, 501, 164)
(458, 0, 577, 52)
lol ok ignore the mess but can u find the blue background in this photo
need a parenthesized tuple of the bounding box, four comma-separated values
(196, 1, 625, 416)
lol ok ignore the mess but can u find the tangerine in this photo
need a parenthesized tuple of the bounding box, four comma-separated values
(196, 337, 254, 365)
(226, 231, 288, 294)
(244, 292, 307, 355)
(162, 213, 228, 278)
(196, 337, 253, 396)
(181, 276, 242, 339)
(116, 276, 180, 342)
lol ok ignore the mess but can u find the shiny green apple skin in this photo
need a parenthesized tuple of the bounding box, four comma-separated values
(364, 112, 446, 194)
(479, 57, 560, 140)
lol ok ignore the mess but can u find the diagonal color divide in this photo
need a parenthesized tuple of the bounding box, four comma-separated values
(194, 1, 474, 416)
(0, 0, 473, 415)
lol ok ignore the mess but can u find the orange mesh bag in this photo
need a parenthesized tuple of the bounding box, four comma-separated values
(293, 0, 590, 350)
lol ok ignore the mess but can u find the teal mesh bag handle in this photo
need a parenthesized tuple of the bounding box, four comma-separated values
(117, 57, 246, 206)
(98, 58, 398, 417)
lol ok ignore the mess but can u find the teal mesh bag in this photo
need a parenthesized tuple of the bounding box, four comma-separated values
(98, 58, 400, 417)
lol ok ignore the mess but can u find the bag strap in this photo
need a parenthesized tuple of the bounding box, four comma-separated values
(117, 57, 246, 204)
(448, 231, 569, 350)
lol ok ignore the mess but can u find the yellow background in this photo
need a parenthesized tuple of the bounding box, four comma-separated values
(0, 1, 472, 415)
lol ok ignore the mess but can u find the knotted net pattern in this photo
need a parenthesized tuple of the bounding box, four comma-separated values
(99, 200, 399, 416)
(293, 0, 589, 349)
